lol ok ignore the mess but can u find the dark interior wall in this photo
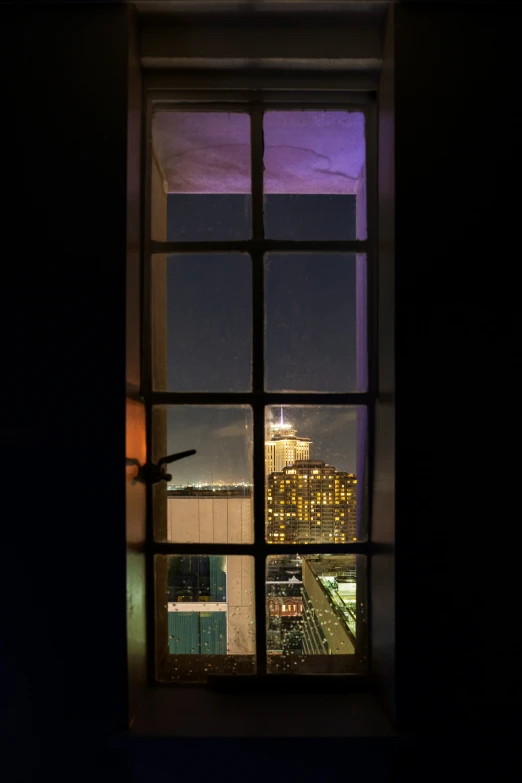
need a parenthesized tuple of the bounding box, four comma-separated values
(2, 4, 139, 776)
(392, 2, 522, 731)
(2, 3, 521, 776)
(372, 1, 396, 720)
(125, 3, 147, 729)
(126, 4, 143, 396)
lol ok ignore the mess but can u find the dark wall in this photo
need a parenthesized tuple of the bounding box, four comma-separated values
(2, 3, 522, 779)
(125, 0, 148, 730)
(372, 0, 396, 720)
(1, 4, 137, 779)
(393, 2, 522, 731)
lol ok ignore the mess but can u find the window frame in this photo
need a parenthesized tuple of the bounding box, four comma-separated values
(142, 82, 378, 686)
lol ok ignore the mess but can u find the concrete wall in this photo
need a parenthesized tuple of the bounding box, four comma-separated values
(226, 555, 255, 655)
(167, 496, 253, 543)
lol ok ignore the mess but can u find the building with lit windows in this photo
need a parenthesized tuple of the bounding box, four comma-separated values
(266, 596, 304, 617)
(265, 410, 311, 475)
(266, 460, 357, 544)
(301, 555, 356, 655)
(167, 555, 254, 656)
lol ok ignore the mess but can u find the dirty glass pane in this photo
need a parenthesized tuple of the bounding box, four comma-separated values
(151, 111, 251, 240)
(265, 405, 367, 543)
(152, 253, 252, 392)
(266, 554, 367, 674)
(153, 406, 253, 544)
(263, 111, 366, 240)
(264, 253, 367, 392)
(156, 555, 256, 682)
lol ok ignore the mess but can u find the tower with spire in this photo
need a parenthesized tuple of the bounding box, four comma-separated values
(265, 407, 312, 475)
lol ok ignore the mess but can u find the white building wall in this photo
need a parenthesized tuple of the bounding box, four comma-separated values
(226, 555, 255, 655)
(167, 496, 253, 544)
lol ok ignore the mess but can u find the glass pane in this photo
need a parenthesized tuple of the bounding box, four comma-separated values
(156, 555, 255, 682)
(265, 406, 367, 543)
(152, 253, 252, 392)
(266, 554, 367, 674)
(263, 111, 366, 240)
(153, 406, 253, 543)
(151, 111, 251, 241)
(265, 253, 367, 392)
(167, 195, 251, 242)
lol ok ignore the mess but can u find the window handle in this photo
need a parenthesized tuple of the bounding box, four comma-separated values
(126, 449, 196, 485)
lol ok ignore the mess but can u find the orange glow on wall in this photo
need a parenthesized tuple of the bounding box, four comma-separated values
(126, 398, 146, 484)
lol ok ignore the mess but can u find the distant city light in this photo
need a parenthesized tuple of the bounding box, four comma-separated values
(167, 481, 253, 491)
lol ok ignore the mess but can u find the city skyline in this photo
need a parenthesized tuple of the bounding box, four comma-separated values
(166, 404, 359, 485)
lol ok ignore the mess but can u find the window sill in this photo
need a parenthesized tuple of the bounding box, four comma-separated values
(126, 683, 396, 737)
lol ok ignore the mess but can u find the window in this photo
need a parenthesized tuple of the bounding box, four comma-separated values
(144, 85, 374, 684)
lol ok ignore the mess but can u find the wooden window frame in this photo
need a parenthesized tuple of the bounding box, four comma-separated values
(142, 80, 377, 687)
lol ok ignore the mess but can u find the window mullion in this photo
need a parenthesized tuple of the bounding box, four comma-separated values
(251, 106, 267, 675)
(147, 392, 371, 406)
(150, 240, 367, 253)
(150, 542, 370, 556)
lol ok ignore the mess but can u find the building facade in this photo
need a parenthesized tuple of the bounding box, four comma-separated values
(265, 415, 311, 476)
(301, 555, 356, 655)
(266, 596, 304, 618)
(167, 554, 254, 656)
(167, 490, 252, 543)
(266, 460, 357, 544)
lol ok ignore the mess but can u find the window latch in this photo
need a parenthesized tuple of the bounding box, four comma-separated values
(126, 450, 196, 486)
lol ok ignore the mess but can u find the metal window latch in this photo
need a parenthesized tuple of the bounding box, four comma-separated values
(126, 450, 196, 486)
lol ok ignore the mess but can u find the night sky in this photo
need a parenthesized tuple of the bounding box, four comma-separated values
(164, 194, 363, 484)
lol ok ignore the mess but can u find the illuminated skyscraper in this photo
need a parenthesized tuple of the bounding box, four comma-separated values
(266, 459, 357, 544)
(265, 408, 311, 475)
